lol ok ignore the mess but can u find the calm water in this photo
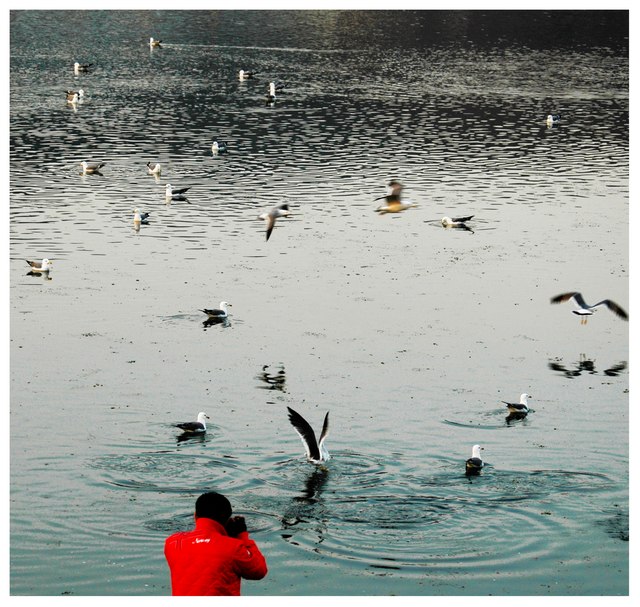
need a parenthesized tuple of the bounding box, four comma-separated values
(9, 10, 629, 596)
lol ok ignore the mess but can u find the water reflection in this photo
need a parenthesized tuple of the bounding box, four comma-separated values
(281, 467, 329, 545)
(202, 317, 230, 330)
(256, 364, 286, 391)
(548, 354, 627, 378)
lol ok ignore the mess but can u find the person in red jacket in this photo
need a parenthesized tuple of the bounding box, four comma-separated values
(164, 491, 268, 595)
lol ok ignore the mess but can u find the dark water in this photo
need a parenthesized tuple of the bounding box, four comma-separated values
(9, 10, 628, 596)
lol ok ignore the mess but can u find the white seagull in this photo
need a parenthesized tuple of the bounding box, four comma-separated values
(26, 258, 53, 273)
(441, 215, 474, 228)
(80, 161, 105, 174)
(65, 89, 84, 103)
(175, 412, 209, 434)
(73, 62, 92, 75)
(200, 301, 231, 319)
(550, 292, 628, 324)
(259, 203, 290, 241)
(165, 183, 191, 200)
(465, 444, 484, 476)
(502, 393, 532, 414)
(146, 162, 162, 176)
(133, 208, 150, 224)
(287, 406, 330, 464)
(546, 113, 561, 127)
(238, 69, 257, 80)
(211, 141, 228, 154)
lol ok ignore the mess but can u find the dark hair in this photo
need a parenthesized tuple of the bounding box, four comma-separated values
(195, 492, 232, 523)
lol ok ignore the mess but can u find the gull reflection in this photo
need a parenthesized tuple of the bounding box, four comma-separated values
(202, 316, 230, 330)
(281, 467, 329, 545)
(257, 364, 286, 391)
(548, 354, 626, 378)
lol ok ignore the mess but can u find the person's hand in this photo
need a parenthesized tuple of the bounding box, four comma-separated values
(225, 516, 247, 537)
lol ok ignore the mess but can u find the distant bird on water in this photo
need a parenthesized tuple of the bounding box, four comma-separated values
(441, 215, 474, 228)
(165, 183, 191, 200)
(465, 444, 484, 476)
(80, 161, 105, 175)
(200, 301, 231, 319)
(73, 62, 92, 75)
(238, 69, 257, 80)
(550, 292, 628, 324)
(149, 37, 162, 48)
(265, 81, 285, 103)
(133, 208, 150, 224)
(501, 393, 532, 415)
(287, 406, 330, 464)
(259, 203, 290, 241)
(546, 114, 561, 127)
(211, 140, 228, 154)
(65, 89, 84, 103)
(175, 412, 209, 434)
(26, 258, 53, 273)
(146, 162, 162, 176)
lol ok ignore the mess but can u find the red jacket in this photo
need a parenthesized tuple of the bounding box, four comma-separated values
(164, 517, 268, 596)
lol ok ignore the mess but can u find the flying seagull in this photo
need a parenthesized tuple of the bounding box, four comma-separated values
(374, 180, 416, 213)
(200, 301, 231, 319)
(501, 393, 532, 414)
(287, 406, 330, 464)
(175, 412, 209, 434)
(259, 203, 290, 241)
(550, 292, 628, 324)
(26, 258, 53, 273)
(465, 444, 484, 476)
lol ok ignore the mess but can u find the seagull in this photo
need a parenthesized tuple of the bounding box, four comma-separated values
(175, 412, 209, 434)
(146, 162, 162, 176)
(374, 180, 416, 213)
(65, 89, 84, 103)
(465, 445, 484, 476)
(73, 62, 92, 75)
(211, 140, 228, 154)
(259, 203, 290, 241)
(546, 113, 561, 127)
(80, 161, 105, 175)
(287, 406, 330, 464)
(200, 301, 231, 319)
(238, 69, 258, 80)
(501, 393, 532, 414)
(133, 208, 150, 224)
(149, 37, 162, 47)
(26, 258, 53, 273)
(441, 215, 474, 228)
(265, 82, 285, 103)
(165, 184, 191, 200)
(550, 292, 628, 324)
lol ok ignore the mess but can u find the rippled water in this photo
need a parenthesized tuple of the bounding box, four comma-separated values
(10, 10, 628, 596)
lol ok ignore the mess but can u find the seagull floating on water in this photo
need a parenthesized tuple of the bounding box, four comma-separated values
(550, 292, 628, 324)
(465, 444, 484, 476)
(200, 301, 231, 319)
(146, 162, 162, 176)
(165, 183, 191, 200)
(546, 114, 561, 127)
(73, 62, 92, 75)
(175, 412, 209, 434)
(26, 258, 53, 273)
(502, 393, 532, 414)
(265, 82, 285, 103)
(211, 140, 228, 154)
(260, 203, 290, 241)
(149, 37, 162, 47)
(65, 89, 84, 103)
(80, 161, 105, 175)
(287, 406, 330, 464)
(441, 215, 474, 228)
(238, 69, 257, 80)
(133, 208, 150, 224)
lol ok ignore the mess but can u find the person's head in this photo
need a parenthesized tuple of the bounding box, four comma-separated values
(195, 492, 232, 524)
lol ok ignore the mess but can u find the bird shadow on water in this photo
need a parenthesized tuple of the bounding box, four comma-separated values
(548, 353, 627, 379)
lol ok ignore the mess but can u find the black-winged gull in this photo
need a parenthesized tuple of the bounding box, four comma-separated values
(501, 393, 532, 414)
(200, 301, 231, 319)
(211, 141, 228, 154)
(165, 184, 191, 200)
(287, 406, 330, 464)
(175, 412, 209, 434)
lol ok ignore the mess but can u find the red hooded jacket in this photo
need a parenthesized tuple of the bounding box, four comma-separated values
(164, 517, 268, 596)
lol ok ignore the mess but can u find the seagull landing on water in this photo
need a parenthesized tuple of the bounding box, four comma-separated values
(175, 412, 209, 434)
(146, 162, 161, 176)
(287, 407, 330, 464)
(200, 301, 231, 319)
(80, 161, 105, 175)
(165, 184, 191, 200)
(259, 204, 290, 241)
(502, 393, 532, 415)
(550, 292, 628, 325)
(26, 258, 53, 273)
(465, 445, 484, 476)
(211, 141, 228, 154)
